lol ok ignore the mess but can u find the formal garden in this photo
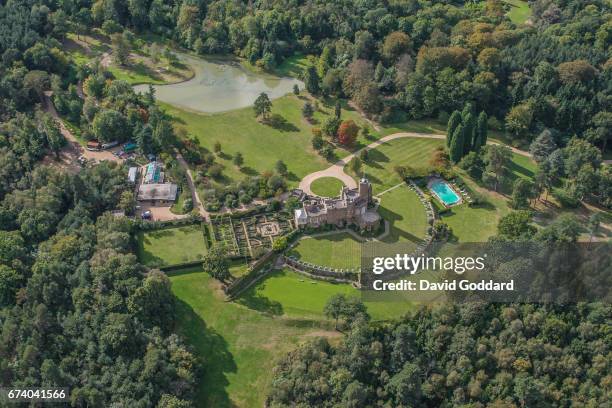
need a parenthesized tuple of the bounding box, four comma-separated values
(210, 212, 295, 258)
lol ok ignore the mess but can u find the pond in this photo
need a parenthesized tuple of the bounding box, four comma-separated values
(134, 53, 302, 113)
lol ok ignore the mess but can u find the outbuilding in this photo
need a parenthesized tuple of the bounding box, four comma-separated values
(137, 183, 178, 205)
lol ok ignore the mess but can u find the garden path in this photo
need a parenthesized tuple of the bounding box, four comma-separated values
(175, 150, 210, 221)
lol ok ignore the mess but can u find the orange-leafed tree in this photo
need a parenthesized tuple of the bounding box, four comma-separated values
(337, 120, 359, 146)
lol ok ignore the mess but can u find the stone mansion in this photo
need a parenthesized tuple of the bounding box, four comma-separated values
(294, 178, 381, 231)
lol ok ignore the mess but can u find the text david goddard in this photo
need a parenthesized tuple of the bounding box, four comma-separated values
(371, 279, 515, 292)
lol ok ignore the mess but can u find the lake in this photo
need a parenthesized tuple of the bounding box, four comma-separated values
(134, 53, 302, 113)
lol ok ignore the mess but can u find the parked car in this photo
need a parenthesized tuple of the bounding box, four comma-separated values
(123, 142, 137, 153)
(86, 141, 101, 151)
(102, 141, 119, 149)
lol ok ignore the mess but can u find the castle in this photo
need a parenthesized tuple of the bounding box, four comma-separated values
(294, 178, 380, 231)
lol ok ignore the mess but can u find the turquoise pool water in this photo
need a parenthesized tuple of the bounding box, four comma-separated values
(430, 180, 461, 206)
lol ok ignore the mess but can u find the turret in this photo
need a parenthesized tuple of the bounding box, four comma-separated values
(358, 178, 371, 202)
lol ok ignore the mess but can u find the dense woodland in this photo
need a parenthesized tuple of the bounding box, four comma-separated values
(0, 1, 197, 406)
(14, 0, 606, 208)
(0, 0, 610, 407)
(37, 0, 610, 148)
(268, 216, 611, 407)
(268, 301, 611, 407)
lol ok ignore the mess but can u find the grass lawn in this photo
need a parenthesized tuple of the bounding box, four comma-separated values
(170, 268, 329, 408)
(288, 185, 429, 269)
(162, 95, 370, 187)
(310, 177, 345, 197)
(508, 153, 537, 182)
(288, 232, 363, 270)
(436, 153, 536, 242)
(229, 259, 250, 278)
(440, 171, 512, 242)
(171, 266, 418, 407)
(65, 32, 192, 85)
(379, 119, 447, 136)
(378, 185, 429, 245)
(137, 224, 207, 267)
(170, 186, 191, 215)
(439, 202, 504, 242)
(505, 0, 532, 24)
(239, 268, 415, 321)
(349, 137, 445, 194)
(274, 54, 311, 78)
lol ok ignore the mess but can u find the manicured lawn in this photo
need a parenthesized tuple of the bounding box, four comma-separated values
(239, 268, 415, 321)
(379, 119, 447, 136)
(288, 232, 362, 270)
(506, 0, 532, 24)
(350, 137, 445, 194)
(378, 185, 429, 245)
(436, 153, 536, 243)
(274, 54, 311, 78)
(170, 268, 324, 408)
(310, 177, 345, 197)
(162, 95, 369, 187)
(288, 186, 429, 269)
(439, 203, 504, 242)
(229, 259, 249, 278)
(439, 172, 511, 242)
(137, 224, 207, 267)
(509, 153, 537, 182)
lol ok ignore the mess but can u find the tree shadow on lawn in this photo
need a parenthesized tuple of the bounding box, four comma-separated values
(321, 97, 355, 112)
(281, 318, 335, 330)
(264, 114, 300, 132)
(378, 206, 425, 244)
(507, 159, 534, 181)
(174, 299, 236, 408)
(235, 283, 284, 316)
(217, 152, 232, 161)
(128, 61, 164, 81)
(138, 231, 174, 267)
(469, 200, 497, 211)
(365, 150, 389, 169)
(240, 166, 258, 176)
(363, 173, 383, 188)
(286, 172, 300, 182)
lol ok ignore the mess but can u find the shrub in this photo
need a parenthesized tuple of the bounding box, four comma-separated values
(272, 236, 288, 252)
(552, 188, 580, 208)
(433, 221, 452, 241)
(183, 198, 193, 212)
(208, 164, 223, 179)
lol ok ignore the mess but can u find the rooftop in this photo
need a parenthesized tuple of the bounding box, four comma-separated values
(137, 183, 178, 201)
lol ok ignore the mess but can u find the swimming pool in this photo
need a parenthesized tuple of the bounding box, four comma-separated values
(429, 179, 461, 206)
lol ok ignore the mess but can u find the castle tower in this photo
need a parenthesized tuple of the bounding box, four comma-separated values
(358, 178, 371, 202)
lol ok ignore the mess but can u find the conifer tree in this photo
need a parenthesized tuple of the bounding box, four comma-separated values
(446, 110, 461, 148)
(474, 111, 488, 151)
(462, 112, 476, 154)
(450, 124, 464, 163)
